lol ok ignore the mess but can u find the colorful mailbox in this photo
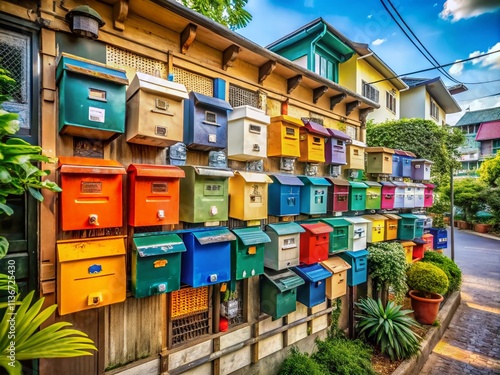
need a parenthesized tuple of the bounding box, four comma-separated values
(260, 268, 304, 320)
(326, 177, 350, 213)
(338, 249, 369, 286)
(401, 150, 416, 178)
(393, 150, 415, 178)
(383, 214, 401, 241)
(58, 156, 126, 231)
(429, 228, 447, 250)
(57, 236, 126, 315)
(392, 181, 407, 209)
(267, 174, 304, 216)
(412, 159, 433, 181)
(131, 233, 186, 298)
(412, 235, 433, 259)
(264, 222, 305, 270)
(363, 214, 387, 243)
(321, 256, 351, 299)
(424, 183, 435, 207)
(298, 119, 330, 163)
(404, 182, 416, 209)
(231, 227, 271, 280)
(299, 222, 333, 265)
(180, 227, 236, 287)
(414, 183, 426, 208)
(267, 115, 304, 157)
(298, 176, 329, 215)
(56, 53, 128, 140)
(127, 164, 184, 227)
(126, 72, 188, 146)
(397, 213, 424, 240)
(345, 140, 366, 170)
(414, 214, 432, 229)
(320, 218, 352, 254)
(229, 171, 273, 221)
(399, 241, 416, 263)
(325, 128, 350, 165)
(227, 105, 269, 161)
(348, 181, 368, 211)
(183, 91, 233, 150)
(344, 216, 371, 251)
(292, 263, 332, 308)
(365, 181, 382, 210)
(380, 181, 396, 210)
(365, 147, 394, 175)
(179, 165, 233, 223)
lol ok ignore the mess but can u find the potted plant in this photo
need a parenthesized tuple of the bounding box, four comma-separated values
(406, 262, 449, 325)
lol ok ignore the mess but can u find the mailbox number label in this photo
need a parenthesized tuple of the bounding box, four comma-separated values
(81, 181, 102, 193)
(249, 124, 261, 134)
(89, 107, 105, 123)
(151, 182, 168, 193)
(89, 88, 107, 101)
(282, 238, 296, 249)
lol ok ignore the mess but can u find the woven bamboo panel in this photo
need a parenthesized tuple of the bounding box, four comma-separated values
(171, 286, 209, 318)
(106, 45, 168, 78)
(229, 84, 258, 108)
(173, 67, 213, 96)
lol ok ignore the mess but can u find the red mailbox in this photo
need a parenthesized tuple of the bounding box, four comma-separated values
(127, 164, 185, 227)
(299, 223, 333, 265)
(326, 177, 350, 213)
(58, 156, 126, 231)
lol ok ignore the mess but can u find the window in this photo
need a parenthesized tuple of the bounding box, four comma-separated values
(362, 81, 379, 103)
(314, 53, 334, 80)
(386, 91, 396, 113)
(345, 125, 358, 140)
(493, 139, 500, 155)
(430, 99, 439, 121)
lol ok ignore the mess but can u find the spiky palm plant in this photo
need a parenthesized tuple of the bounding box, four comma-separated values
(355, 298, 421, 361)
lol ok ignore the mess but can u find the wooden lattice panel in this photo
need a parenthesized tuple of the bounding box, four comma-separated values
(106, 45, 168, 78)
(229, 84, 259, 108)
(173, 67, 213, 96)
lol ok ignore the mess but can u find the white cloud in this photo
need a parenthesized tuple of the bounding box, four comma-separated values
(449, 60, 464, 75)
(372, 38, 387, 46)
(439, 0, 500, 22)
(367, 14, 373, 19)
(433, 3, 438, 7)
(469, 42, 500, 70)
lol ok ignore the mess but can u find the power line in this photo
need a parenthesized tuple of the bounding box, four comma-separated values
(456, 92, 500, 103)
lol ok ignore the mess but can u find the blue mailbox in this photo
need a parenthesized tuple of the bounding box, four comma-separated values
(392, 181, 407, 209)
(338, 250, 369, 286)
(183, 91, 233, 150)
(268, 174, 304, 216)
(298, 176, 330, 215)
(291, 263, 332, 308)
(180, 227, 236, 287)
(429, 228, 448, 250)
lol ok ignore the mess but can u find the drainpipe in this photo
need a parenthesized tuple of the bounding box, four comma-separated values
(309, 24, 327, 72)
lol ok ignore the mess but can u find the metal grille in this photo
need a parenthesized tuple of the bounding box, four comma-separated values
(106, 45, 167, 78)
(229, 84, 258, 108)
(345, 125, 358, 140)
(171, 311, 210, 346)
(173, 67, 213, 96)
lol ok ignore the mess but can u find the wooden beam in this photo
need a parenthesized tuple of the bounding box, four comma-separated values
(359, 107, 374, 123)
(113, 0, 129, 31)
(313, 85, 328, 104)
(346, 100, 361, 116)
(180, 23, 197, 54)
(258, 60, 276, 84)
(330, 93, 346, 110)
(281, 99, 289, 115)
(287, 74, 302, 94)
(222, 44, 240, 70)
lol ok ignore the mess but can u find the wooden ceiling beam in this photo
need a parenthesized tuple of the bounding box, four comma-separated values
(180, 23, 197, 54)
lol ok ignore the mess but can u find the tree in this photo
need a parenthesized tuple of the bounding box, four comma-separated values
(446, 178, 486, 222)
(177, 0, 252, 30)
(478, 152, 500, 187)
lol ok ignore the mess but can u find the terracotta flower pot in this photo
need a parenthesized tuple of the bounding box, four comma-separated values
(409, 290, 443, 325)
(474, 223, 491, 233)
(457, 220, 470, 230)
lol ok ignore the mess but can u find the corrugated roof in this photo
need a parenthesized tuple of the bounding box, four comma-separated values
(455, 107, 500, 126)
(475, 121, 500, 141)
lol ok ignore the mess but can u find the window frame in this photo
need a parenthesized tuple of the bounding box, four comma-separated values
(430, 99, 440, 121)
(362, 80, 379, 103)
(385, 90, 396, 113)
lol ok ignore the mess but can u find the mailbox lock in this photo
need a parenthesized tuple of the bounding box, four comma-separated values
(88, 293, 102, 306)
(210, 206, 218, 216)
(157, 210, 165, 220)
(88, 214, 99, 226)
(252, 144, 260, 151)
(209, 274, 218, 282)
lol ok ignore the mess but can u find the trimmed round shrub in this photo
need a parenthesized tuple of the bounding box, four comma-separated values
(406, 262, 449, 297)
(278, 347, 326, 375)
(421, 251, 462, 292)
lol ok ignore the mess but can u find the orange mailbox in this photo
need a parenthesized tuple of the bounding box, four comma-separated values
(58, 156, 126, 231)
(128, 164, 185, 227)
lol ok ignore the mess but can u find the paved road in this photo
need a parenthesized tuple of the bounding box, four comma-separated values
(419, 229, 500, 375)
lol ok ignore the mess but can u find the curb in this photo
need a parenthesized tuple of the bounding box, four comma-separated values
(456, 229, 500, 241)
(392, 290, 462, 375)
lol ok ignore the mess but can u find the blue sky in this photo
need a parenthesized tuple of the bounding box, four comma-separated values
(237, 0, 500, 125)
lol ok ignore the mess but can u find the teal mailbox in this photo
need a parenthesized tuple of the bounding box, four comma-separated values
(56, 53, 128, 140)
(231, 227, 271, 280)
(131, 233, 186, 298)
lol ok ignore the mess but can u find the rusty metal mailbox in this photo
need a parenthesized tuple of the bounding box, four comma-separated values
(126, 72, 189, 147)
(127, 164, 185, 227)
(58, 156, 126, 231)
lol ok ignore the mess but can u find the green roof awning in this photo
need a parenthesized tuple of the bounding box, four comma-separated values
(232, 227, 271, 245)
(132, 233, 186, 257)
(262, 268, 305, 292)
(266, 222, 306, 235)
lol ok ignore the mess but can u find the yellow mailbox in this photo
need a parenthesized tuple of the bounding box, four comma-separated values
(383, 213, 401, 241)
(298, 119, 330, 163)
(345, 140, 366, 170)
(267, 115, 304, 157)
(229, 171, 273, 221)
(400, 241, 416, 263)
(321, 256, 351, 300)
(57, 236, 126, 315)
(363, 214, 387, 243)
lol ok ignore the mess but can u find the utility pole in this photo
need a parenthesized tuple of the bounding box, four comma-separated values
(450, 166, 455, 261)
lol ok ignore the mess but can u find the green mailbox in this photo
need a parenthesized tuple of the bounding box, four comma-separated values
(364, 181, 382, 210)
(320, 218, 352, 253)
(56, 53, 129, 140)
(260, 268, 305, 320)
(131, 233, 186, 298)
(348, 181, 368, 211)
(397, 213, 425, 240)
(231, 227, 271, 280)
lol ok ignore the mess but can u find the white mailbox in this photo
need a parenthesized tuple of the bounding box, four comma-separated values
(344, 216, 371, 251)
(228, 105, 269, 161)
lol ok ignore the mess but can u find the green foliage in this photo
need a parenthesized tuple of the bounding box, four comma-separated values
(366, 118, 465, 176)
(421, 251, 462, 292)
(311, 336, 377, 375)
(278, 347, 327, 375)
(355, 298, 421, 361)
(478, 152, 500, 187)
(406, 262, 449, 298)
(446, 178, 486, 222)
(179, 0, 252, 30)
(480, 187, 500, 226)
(367, 242, 408, 304)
